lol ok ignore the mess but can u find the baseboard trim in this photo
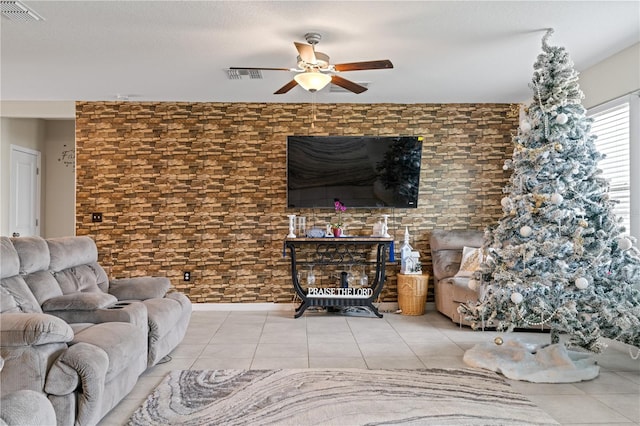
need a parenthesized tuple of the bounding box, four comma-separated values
(192, 303, 293, 312)
(191, 301, 434, 313)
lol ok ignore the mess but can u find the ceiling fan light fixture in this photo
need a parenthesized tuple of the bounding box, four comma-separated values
(294, 72, 331, 92)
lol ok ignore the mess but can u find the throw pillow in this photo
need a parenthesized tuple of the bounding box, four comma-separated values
(454, 246, 482, 278)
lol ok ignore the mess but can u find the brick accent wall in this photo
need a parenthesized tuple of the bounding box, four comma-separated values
(75, 102, 517, 304)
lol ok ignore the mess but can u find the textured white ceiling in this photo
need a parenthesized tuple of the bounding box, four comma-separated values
(1, 1, 638, 108)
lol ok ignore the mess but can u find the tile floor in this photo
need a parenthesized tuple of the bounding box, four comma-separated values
(99, 307, 640, 425)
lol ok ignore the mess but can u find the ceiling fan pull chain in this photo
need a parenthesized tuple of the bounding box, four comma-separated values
(311, 92, 317, 129)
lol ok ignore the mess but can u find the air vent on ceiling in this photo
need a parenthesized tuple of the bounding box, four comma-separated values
(226, 69, 263, 80)
(330, 82, 369, 93)
(1, 1, 44, 21)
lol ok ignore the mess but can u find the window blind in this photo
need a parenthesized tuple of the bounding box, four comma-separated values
(590, 102, 631, 233)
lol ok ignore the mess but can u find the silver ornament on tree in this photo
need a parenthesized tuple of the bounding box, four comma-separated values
(520, 225, 533, 237)
(550, 193, 563, 205)
(519, 119, 532, 133)
(617, 236, 633, 251)
(555, 113, 568, 124)
(511, 292, 524, 304)
(575, 277, 589, 290)
(500, 196, 511, 210)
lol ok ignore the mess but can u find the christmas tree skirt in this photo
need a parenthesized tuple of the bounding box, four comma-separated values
(463, 339, 599, 383)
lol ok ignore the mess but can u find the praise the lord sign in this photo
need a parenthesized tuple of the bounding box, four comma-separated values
(307, 287, 373, 298)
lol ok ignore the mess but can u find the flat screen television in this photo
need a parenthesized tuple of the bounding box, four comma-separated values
(287, 135, 423, 208)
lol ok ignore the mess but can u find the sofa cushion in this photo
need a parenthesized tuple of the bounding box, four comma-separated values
(0, 389, 57, 426)
(108, 277, 170, 300)
(42, 292, 117, 312)
(52, 263, 108, 294)
(72, 322, 147, 382)
(454, 246, 482, 278)
(0, 276, 43, 314)
(0, 312, 73, 347)
(9, 236, 65, 307)
(47, 237, 98, 272)
(22, 270, 64, 306)
(1, 237, 20, 279)
(11, 236, 50, 275)
(430, 229, 484, 281)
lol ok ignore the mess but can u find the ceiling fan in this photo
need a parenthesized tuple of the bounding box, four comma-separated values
(230, 32, 393, 95)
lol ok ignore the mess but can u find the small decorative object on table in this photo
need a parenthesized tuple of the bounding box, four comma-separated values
(306, 228, 325, 238)
(287, 214, 297, 238)
(400, 227, 422, 274)
(372, 219, 384, 237)
(381, 214, 391, 238)
(297, 216, 306, 236)
(331, 199, 347, 238)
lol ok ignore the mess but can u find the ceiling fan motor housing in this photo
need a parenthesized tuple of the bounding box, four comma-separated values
(297, 52, 330, 70)
(304, 32, 322, 45)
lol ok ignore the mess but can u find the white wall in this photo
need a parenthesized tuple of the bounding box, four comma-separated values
(579, 43, 640, 109)
(0, 101, 75, 119)
(580, 43, 640, 242)
(44, 120, 76, 237)
(0, 118, 75, 237)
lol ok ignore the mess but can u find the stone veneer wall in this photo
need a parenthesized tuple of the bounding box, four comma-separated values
(75, 102, 517, 304)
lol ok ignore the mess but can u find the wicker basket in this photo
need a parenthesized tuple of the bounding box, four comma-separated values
(397, 274, 429, 316)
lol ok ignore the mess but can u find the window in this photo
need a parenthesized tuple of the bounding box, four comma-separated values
(590, 100, 631, 234)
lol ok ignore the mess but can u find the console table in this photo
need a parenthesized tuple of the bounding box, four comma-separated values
(284, 237, 393, 318)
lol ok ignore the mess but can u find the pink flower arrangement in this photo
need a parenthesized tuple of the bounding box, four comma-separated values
(332, 199, 346, 228)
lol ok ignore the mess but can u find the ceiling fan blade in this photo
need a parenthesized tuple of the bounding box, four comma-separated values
(229, 67, 292, 71)
(274, 79, 299, 94)
(294, 42, 316, 64)
(330, 75, 368, 94)
(333, 60, 394, 72)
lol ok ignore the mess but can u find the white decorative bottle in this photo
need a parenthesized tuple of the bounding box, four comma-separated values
(381, 214, 391, 238)
(287, 214, 297, 238)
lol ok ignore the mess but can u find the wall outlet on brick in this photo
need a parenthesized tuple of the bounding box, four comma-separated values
(92, 212, 103, 222)
(183, 271, 191, 281)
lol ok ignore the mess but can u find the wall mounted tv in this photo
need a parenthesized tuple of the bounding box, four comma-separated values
(287, 135, 423, 209)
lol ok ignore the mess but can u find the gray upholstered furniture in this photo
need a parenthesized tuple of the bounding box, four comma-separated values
(0, 356, 57, 425)
(1, 235, 192, 425)
(430, 229, 484, 325)
(1, 236, 148, 426)
(43, 236, 192, 367)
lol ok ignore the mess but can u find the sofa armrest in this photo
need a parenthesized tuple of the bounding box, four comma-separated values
(94, 301, 148, 331)
(108, 277, 170, 300)
(45, 342, 109, 426)
(0, 389, 56, 426)
(0, 313, 73, 347)
(42, 292, 117, 312)
(42, 300, 148, 332)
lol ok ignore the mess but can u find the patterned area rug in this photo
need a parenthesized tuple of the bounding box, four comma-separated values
(128, 368, 559, 425)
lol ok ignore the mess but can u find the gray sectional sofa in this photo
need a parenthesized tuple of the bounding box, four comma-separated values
(0, 236, 192, 425)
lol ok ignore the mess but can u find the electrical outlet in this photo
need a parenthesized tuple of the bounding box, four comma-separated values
(183, 271, 191, 282)
(92, 212, 103, 223)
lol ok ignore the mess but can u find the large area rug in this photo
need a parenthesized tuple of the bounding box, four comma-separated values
(128, 368, 559, 425)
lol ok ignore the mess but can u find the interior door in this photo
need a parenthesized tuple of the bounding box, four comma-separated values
(10, 145, 41, 237)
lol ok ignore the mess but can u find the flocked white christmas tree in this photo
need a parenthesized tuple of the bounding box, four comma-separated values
(459, 30, 640, 352)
